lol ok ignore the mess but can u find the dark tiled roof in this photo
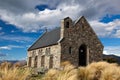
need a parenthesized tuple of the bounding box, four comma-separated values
(28, 27, 60, 51)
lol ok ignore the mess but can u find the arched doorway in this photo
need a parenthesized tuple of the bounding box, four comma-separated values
(79, 44, 87, 66)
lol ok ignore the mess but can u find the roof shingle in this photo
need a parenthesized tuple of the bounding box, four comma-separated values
(28, 27, 60, 51)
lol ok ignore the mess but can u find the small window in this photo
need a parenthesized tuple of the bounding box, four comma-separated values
(48, 48, 50, 54)
(28, 57, 32, 67)
(69, 47, 72, 54)
(45, 48, 48, 55)
(39, 49, 42, 55)
(34, 56, 38, 67)
(32, 50, 36, 56)
(38, 49, 41, 53)
(45, 48, 50, 55)
(66, 22, 69, 28)
(41, 55, 45, 67)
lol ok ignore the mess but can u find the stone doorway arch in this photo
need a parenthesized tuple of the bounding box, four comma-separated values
(79, 44, 87, 66)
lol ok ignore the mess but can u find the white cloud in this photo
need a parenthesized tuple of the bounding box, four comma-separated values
(90, 19, 120, 38)
(114, 30, 120, 38)
(0, 4, 81, 32)
(0, 0, 120, 37)
(103, 46, 120, 56)
(0, 35, 33, 43)
(0, 46, 10, 50)
(0, 45, 23, 50)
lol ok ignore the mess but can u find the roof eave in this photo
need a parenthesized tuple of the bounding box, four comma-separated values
(27, 43, 58, 51)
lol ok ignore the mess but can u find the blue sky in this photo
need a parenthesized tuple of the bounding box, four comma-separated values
(0, 0, 120, 60)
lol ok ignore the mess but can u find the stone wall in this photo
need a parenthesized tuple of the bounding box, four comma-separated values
(60, 16, 104, 67)
(27, 44, 61, 69)
(27, 16, 104, 69)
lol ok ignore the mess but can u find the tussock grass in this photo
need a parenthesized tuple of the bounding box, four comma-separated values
(0, 61, 120, 80)
(43, 69, 59, 80)
(43, 62, 78, 80)
(0, 62, 30, 80)
(83, 62, 120, 80)
(43, 61, 120, 80)
(57, 64, 78, 80)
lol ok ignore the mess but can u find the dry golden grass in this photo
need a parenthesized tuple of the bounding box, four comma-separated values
(57, 64, 78, 80)
(43, 63, 78, 80)
(78, 67, 86, 80)
(0, 62, 30, 80)
(84, 62, 120, 80)
(61, 61, 71, 67)
(13, 62, 22, 68)
(43, 61, 120, 80)
(43, 69, 59, 80)
(0, 61, 120, 80)
(0, 62, 13, 69)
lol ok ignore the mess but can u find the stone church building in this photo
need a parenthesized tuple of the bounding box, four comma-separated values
(27, 16, 104, 69)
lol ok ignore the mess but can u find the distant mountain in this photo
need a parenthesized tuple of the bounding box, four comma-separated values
(16, 60, 27, 66)
(0, 60, 18, 64)
(0, 60, 26, 64)
(0, 60, 27, 67)
(103, 54, 120, 64)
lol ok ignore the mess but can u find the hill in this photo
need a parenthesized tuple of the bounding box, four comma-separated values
(0, 60, 27, 65)
(103, 54, 120, 64)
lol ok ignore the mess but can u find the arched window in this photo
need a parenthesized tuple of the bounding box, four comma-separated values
(49, 56, 53, 68)
(34, 56, 38, 67)
(41, 55, 45, 67)
(39, 49, 42, 55)
(48, 48, 50, 55)
(28, 57, 31, 67)
(32, 50, 36, 56)
(66, 22, 69, 28)
(69, 47, 72, 54)
(45, 48, 48, 55)
(45, 48, 50, 56)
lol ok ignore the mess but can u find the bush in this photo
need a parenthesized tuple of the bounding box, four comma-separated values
(103, 57, 118, 63)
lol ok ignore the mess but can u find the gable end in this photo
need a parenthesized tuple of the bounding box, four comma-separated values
(74, 16, 104, 47)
